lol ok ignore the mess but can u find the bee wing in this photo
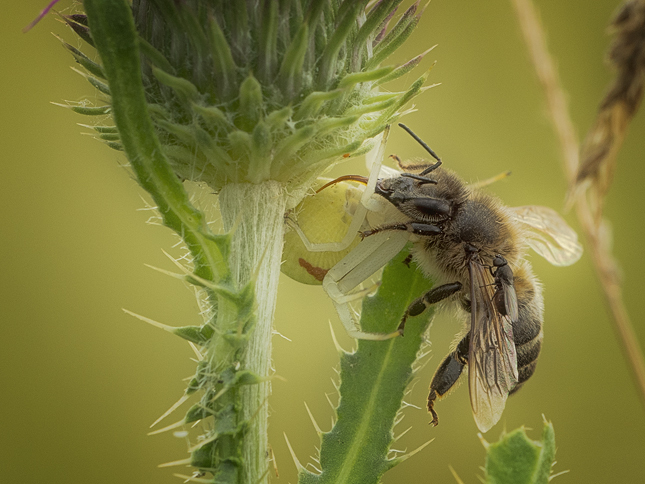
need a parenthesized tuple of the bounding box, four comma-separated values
(503, 280, 519, 322)
(468, 258, 519, 433)
(510, 205, 583, 266)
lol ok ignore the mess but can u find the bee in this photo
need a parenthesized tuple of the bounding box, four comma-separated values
(352, 123, 581, 432)
(284, 124, 581, 431)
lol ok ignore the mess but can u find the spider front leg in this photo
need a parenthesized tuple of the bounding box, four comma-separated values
(323, 230, 410, 340)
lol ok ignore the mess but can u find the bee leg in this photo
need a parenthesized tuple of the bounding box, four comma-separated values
(361, 222, 442, 238)
(427, 333, 470, 426)
(398, 282, 462, 335)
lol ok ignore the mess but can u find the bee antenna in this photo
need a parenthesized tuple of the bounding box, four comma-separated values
(398, 123, 442, 163)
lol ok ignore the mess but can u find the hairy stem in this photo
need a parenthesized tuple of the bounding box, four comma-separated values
(218, 181, 287, 484)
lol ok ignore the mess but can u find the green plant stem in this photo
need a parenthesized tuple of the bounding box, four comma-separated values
(219, 181, 287, 484)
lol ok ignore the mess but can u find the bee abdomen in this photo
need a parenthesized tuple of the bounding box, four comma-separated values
(511, 330, 543, 395)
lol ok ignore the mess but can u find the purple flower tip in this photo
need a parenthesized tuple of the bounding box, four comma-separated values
(23, 0, 61, 33)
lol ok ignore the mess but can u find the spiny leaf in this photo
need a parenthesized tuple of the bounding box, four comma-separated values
(483, 420, 557, 484)
(368, 1, 420, 69)
(300, 246, 435, 484)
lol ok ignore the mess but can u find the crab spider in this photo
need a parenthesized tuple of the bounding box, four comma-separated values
(288, 126, 415, 340)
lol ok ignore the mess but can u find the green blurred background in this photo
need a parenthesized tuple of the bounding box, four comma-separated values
(2, 1, 645, 483)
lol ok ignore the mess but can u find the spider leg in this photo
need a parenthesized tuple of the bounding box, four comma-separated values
(323, 230, 409, 340)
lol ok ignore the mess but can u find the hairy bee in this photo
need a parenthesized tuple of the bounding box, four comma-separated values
(285, 124, 581, 432)
(356, 124, 581, 432)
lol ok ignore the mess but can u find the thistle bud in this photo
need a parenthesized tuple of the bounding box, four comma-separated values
(64, 0, 431, 199)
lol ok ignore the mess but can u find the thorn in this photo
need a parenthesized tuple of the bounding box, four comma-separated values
(327, 321, 346, 354)
(393, 426, 413, 442)
(420, 0, 432, 16)
(394, 412, 405, 426)
(147, 418, 185, 436)
(449, 465, 466, 484)
(150, 394, 190, 428)
(272, 329, 292, 342)
(161, 249, 191, 273)
(187, 342, 204, 360)
(208, 386, 230, 404)
(419, 83, 439, 93)
(187, 432, 218, 453)
(144, 217, 163, 226)
(403, 379, 420, 396)
(135, 194, 158, 210)
(387, 447, 405, 458)
(189, 402, 216, 419)
(69, 65, 89, 78)
(158, 457, 192, 468)
(400, 400, 422, 410)
(397, 106, 419, 118)
(391, 438, 433, 466)
(477, 433, 490, 450)
(172, 474, 210, 483)
(330, 377, 340, 392)
(418, 44, 438, 58)
(416, 349, 432, 361)
(161, 250, 238, 299)
(283, 433, 305, 473)
(324, 393, 336, 411)
(306, 462, 322, 474)
(122, 308, 176, 333)
(549, 470, 570, 480)
(419, 82, 441, 93)
(144, 263, 186, 281)
(304, 402, 323, 435)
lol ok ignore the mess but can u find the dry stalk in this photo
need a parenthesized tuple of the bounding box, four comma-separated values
(511, 0, 645, 410)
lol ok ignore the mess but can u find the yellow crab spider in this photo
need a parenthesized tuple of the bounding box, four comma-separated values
(283, 126, 411, 340)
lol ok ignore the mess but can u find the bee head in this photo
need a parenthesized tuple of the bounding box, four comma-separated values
(374, 175, 416, 203)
